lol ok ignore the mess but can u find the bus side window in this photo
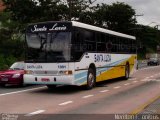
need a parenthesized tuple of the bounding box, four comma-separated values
(105, 34, 110, 52)
(131, 40, 136, 53)
(96, 33, 106, 52)
(83, 29, 95, 52)
(71, 27, 84, 61)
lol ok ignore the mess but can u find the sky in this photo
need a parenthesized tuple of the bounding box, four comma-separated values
(94, 0, 160, 27)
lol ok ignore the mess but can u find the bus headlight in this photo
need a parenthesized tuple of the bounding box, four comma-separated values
(64, 70, 72, 75)
(59, 70, 72, 75)
(25, 70, 34, 74)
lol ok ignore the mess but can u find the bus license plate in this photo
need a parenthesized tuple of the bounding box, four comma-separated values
(41, 78, 50, 82)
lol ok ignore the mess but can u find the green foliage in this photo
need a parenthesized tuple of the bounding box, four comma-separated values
(0, 54, 17, 70)
(2, 0, 69, 23)
(135, 25, 160, 59)
(0, 11, 24, 70)
(0, 0, 160, 63)
(93, 2, 136, 33)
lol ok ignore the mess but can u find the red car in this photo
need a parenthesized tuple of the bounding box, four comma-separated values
(0, 62, 24, 86)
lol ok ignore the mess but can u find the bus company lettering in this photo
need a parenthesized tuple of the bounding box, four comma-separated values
(49, 23, 67, 31)
(95, 54, 111, 62)
(27, 65, 43, 69)
(31, 25, 47, 32)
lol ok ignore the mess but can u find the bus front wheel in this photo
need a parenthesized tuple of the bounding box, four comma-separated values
(86, 68, 96, 90)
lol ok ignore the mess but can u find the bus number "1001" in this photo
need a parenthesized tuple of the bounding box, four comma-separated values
(94, 54, 111, 62)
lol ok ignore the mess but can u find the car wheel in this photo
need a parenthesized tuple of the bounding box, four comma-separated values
(0, 83, 6, 87)
(19, 82, 26, 87)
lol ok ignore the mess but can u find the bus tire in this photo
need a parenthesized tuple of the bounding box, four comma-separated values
(124, 64, 130, 80)
(47, 85, 57, 89)
(86, 68, 96, 90)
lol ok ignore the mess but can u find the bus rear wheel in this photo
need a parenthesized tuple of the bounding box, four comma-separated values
(47, 85, 57, 89)
(86, 68, 96, 90)
(124, 64, 130, 80)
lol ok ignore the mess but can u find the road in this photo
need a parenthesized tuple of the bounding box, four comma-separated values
(0, 65, 160, 120)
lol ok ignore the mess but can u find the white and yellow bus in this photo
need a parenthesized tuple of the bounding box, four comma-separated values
(24, 21, 137, 89)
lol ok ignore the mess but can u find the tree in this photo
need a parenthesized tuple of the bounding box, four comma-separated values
(0, 7, 26, 67)
(93, 2, 136, 34)
(2, 0, 69, 23)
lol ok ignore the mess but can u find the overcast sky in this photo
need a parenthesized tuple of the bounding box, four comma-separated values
(95, 0, 160, 27)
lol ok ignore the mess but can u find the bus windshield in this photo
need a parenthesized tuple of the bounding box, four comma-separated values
(25, 32, 71, 62)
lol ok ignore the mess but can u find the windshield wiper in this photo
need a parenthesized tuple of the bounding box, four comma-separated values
(40, 37, 47, 51)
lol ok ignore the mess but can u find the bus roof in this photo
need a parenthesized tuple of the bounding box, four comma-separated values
(71, 21, 136, 40)
(27, 21, 136, 40)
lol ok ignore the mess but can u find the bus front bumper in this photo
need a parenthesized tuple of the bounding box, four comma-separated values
(23, 74, 74, 85)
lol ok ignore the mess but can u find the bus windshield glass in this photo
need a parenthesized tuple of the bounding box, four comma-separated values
(26, 32, 71, 62)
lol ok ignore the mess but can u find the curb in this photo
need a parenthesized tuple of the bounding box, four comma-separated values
(130, 95, 160, 114)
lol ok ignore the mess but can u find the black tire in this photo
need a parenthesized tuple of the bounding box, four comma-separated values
(47, 85, 57, 89)
(19, 80, 25, 87)
(124, 64, 130, 80)
(86, 68, 96, 90)
(0, 83, 6, 87)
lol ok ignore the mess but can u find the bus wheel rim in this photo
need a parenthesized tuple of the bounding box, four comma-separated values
(88, 73, 94, 87)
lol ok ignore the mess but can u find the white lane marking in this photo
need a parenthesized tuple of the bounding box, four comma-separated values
(141, 79, 152, 81)
(114, 86, 121, 89)
(25, 110, 45, 116)
(154, 74, 159, 76)
(129, 78, 137, 81)
(150, 76, 154, 78)
(100, 90, 109, 93)
(82, 95, 94, 99)
(59, 101, 73, 106)
(141, 79, 147, 82)
(0, 86, 46, 97)
(146, 77, 150, 79)
(138, 66, 159, 71)
(124, 83, 130, 86)
(132, 81, 138, 83)
(142, 79, 157, 82)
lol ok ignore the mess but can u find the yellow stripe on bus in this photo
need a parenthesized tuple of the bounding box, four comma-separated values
(96, 55, 136, 82)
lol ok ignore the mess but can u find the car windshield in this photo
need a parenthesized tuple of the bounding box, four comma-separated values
(25, 32, 71, 62)
(9, 62, 24, 70)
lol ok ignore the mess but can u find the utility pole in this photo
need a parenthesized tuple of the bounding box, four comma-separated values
(133, 14, 144, 58)
(134, 14, 144, 24)
(69, 0, 72, 21)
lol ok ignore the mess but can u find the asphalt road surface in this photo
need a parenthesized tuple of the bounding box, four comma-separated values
(0, 65, 160, 120)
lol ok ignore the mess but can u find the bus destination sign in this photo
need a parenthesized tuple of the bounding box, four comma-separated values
(26, 22, 72, 33)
